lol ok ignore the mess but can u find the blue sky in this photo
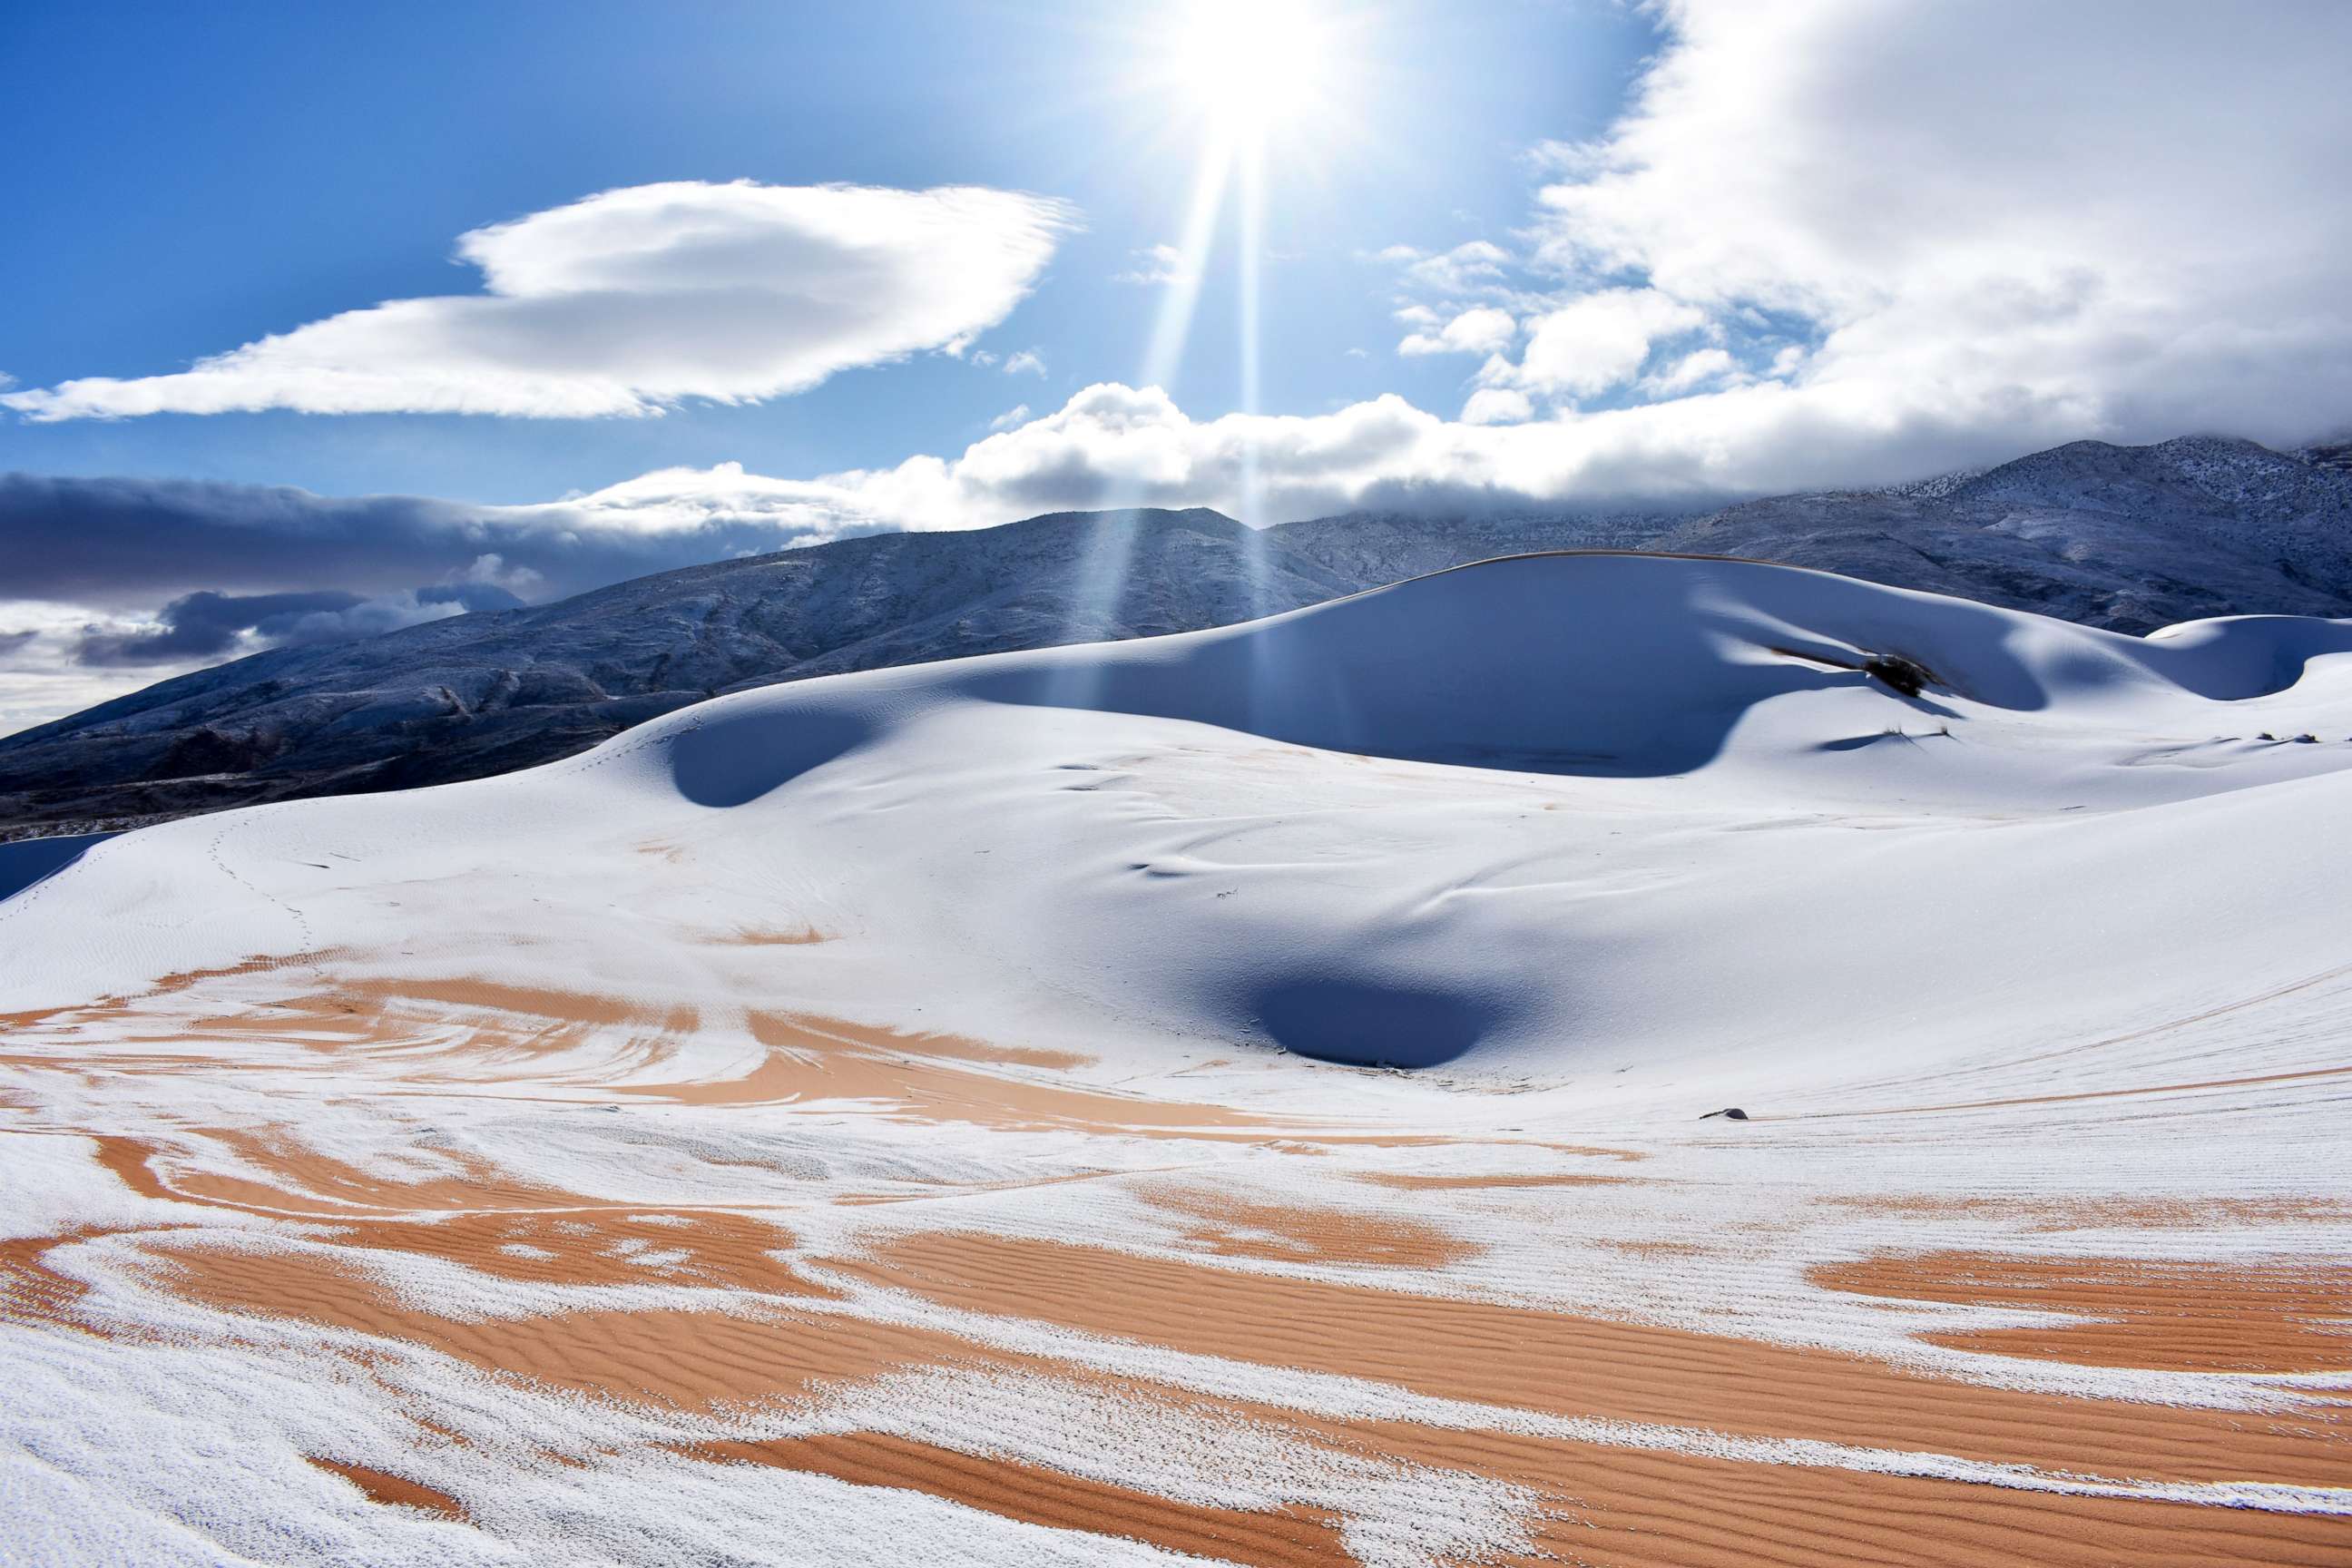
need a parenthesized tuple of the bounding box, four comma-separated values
(0, 0, 1655, 502)
(5, 0, 2350, 734)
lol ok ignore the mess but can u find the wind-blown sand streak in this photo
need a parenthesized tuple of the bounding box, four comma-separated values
(841, 1231, 2352, 1489)
(1813, 1250, 2352, 1373)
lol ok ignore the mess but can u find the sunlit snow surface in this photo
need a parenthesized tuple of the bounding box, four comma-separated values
(5, 555, 2352, 1565)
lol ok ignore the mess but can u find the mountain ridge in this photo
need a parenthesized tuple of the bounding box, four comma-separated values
(5, 432, 2348, 838)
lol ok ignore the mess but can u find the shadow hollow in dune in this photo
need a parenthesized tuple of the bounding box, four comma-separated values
(664, 705, 879, 808)
(1247, 976, 1507, 1068)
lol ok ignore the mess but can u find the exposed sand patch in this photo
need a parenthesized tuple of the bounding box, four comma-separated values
(1138, 1183, 1477, 1268)
(714, 926, 833, 946)
(753, 1011, 1093, 1073)
(1815, 1250, 2352, 1372)
(91, 1131, 573, 1219)
(607, 1009, 1250, 1132)
(9, 938, 2350, 1567)
(679, 1434, 1348, 1568)
(316, 1210, 826, 1297)
(0, 1231, 95, 1330)
(1311, 1414, 2352, 1568)
(343, 975, 699, 1036)
(305, 1457, 468, 1521)
(846, 1230, 2352, 1488)
(40, 1220, 2352, 1567)
(145, 1239, 954, 1411)
(0, 955, 299, 1032)
(14, 978, 2352, 1565)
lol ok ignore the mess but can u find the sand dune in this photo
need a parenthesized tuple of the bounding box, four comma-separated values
(5, 555, 2350, 1563)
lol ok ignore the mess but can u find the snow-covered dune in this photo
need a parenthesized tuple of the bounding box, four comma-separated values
(5, 554, 2351, 1565)
(11, 553, 2351, 1079)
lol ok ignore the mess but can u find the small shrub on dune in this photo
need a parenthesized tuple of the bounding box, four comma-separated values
(1862, 653, 1933, 698)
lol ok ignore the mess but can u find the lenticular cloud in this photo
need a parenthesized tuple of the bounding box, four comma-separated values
(1, 181, 1076, 421)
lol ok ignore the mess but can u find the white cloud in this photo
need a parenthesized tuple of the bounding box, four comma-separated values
(507, 460, 901, 539)
(0, 602, 194, 737)
(1640, 347, 1742, 397)
(1482, 0, 2352, 449)
(449, 552, 545, 598)
(1381, 240, 1514, 297)
(1459, 387, 1533, 426)
(2, 181, 1076, 421)
(1398, 306, 1517, 358)
(1499, 289, 1705, 399)
(989, 404, 1032, 431)
(1002, 348, 1047, 377)
(544, 382, 1767, 536)
(1114, 243, 1194, 287)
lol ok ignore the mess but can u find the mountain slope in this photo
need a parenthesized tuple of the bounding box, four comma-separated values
(6, 433, 2349, 838)
(0, 508, 1355, 834)
(1654, 436, 2352, 629)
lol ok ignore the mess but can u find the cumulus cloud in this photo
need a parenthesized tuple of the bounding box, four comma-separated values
(1504, 0, 2351, 445)
(1459, 387, 1533, 426)
(1640, 347, 1743, 397)
(1002, 348, 1047, 377)
(2, 181, 1076, 420)
(1352, 0, 2352, 475)
(722, 382, 1581, 525)
(1491, 289, 1707, 399)
(1398, 306, 1517, 358)
(989, 404, 1033, 432)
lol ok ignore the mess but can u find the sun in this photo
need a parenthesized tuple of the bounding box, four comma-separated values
(1158, 0, 1339, 150)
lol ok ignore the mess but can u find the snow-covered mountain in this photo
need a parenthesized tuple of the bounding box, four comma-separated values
(1660, 435, 2352, 633)
(5, 433, 2349, 838)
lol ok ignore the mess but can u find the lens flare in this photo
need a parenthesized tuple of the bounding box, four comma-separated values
(1054, 0, 1362, 679)
(1163, 0, 1334, 149)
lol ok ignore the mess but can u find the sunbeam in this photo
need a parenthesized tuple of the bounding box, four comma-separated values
(1054, 0, 1357, 697)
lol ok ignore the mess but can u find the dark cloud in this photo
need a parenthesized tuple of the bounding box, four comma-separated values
(66, 584, 536, 668)
(0, 471, 857, 613)
(0, 470, 879, 735)
(74, 590, 369, 665)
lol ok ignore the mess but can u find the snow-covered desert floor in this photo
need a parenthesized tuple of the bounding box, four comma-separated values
(5, 554, 2350, 1564)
